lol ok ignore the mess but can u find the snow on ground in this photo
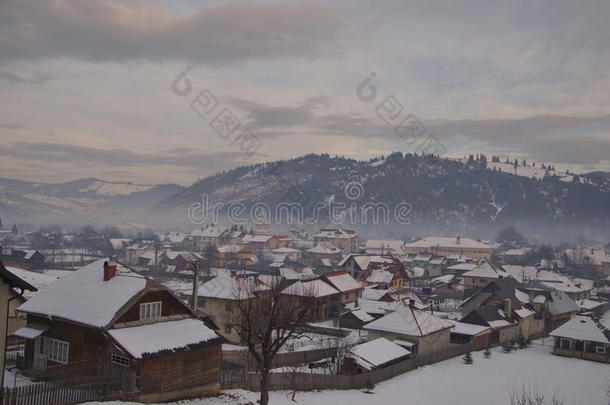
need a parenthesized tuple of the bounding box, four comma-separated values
(82, 340, 609, 405)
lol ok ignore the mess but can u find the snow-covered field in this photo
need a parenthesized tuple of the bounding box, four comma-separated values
(83, 340, 609, 405)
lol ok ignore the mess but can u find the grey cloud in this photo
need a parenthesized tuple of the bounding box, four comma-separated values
(0, 0, 342, 65)
(223, 95, 610, 166)
(0, 142, 247, 169)
(0, 70, 51, 84)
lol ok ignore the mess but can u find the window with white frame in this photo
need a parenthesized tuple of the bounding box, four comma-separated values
(40, 336, 69, 364)
(110, 353, 130, 366)
(595, 346, 606, 354)
(139, 301, 162, 320)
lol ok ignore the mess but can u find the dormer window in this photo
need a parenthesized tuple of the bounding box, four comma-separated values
(139, 301, 162, 320)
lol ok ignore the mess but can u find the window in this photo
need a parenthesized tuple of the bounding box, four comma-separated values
(139, 301, 162, 320)
(595, 346, 606, 354)
(560, 338, 571, 350)
(40, 336, 69, 364)
(110, 353, 130, 367)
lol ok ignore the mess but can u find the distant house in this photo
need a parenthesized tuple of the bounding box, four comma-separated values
(241, 234, 289, 250)
(523, 286, 579, 333)
(214, 245, 253, 267)
(403, 236, 492, 260)
(343, 338, 411, 374)
(313, 228, 357, 253)
(320, 271, 363, 307)
(364, 302, 454, 357)
(550, 316, 609, 363)
(461, 261, 507, 291)
(159, 251, 202, 273)
(282, 278, 341, 320)
(190, 225, 229, 248)
(0, 248, 45, 270)
(15, 259, 223, 402)
(340, 254, 407, 288)
(364, 240, 404, 255)
(430, 274, 463, 299)
(306, 242, 343, 262)
(459, 278, 544, 345)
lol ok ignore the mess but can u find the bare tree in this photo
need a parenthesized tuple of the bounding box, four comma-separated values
(231, 277, 313, 405)
(317, 335, 357, 375)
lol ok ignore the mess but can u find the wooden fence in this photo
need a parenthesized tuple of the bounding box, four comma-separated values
(1, 375, 138, 405)
(223, 342, 473, 391)
(222, 346, 338, 370)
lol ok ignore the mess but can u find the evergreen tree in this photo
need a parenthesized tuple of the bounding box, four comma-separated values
(502, 341, 513, 353)
(462, 351, 474, 365)
(483, 348, 491, 359)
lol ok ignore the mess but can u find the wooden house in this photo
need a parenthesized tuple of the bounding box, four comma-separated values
(0, 259, 37, 385)
(550, 315, 609, 363)
(363, 302, 453, 357)
(15, 259, 223, 402)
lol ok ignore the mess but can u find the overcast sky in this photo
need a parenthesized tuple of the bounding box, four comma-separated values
(1, 0, 609, 185)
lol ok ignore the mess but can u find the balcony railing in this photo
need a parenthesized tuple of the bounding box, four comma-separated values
(553, 347, 609, 363)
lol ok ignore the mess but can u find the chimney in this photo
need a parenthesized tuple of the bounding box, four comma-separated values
(504, 298, 512, 319)
(456, 236, 461, 245)
(103, 261, 118, 281)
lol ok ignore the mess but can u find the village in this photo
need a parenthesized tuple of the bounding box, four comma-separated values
(0, 223, 608, 405)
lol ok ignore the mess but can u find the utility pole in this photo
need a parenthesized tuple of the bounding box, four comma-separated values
(191, 261, 199, 311)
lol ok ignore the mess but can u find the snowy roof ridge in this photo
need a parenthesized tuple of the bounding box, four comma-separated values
(18, 259, 147, 328)
(109, 318, 221, 359)
(550, 316, 609, 344)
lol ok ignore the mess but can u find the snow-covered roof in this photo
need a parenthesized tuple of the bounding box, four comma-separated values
(462, 262, 504, 279)
(6, 266, 66, 299)
(345, 308, 375, 323)
(217, 245, 242, 253)
(18, 259, 147, 328)
(576, 299, 605, 311)
(282, 278, 338, 298)
(308, 243, 341, 255)
(447, 320, 490, 336)
(242, 234, 273, 243)
(313, 229, 357, 239)
(198, 275, 262, 300)
(279, 267, 314, 280)
(367, 269, 394, 284)
(364, 305, 453, 337)
(502, 265, 539, 283)
(550, 316, 609, 344)
(109, 238, 132, 250)
(446, 263, 477, 272)
(323, 272, 362, 293)
(348, 338, 410, 370)
(109, 318, 220, 359)
(361, 287, 387, 301)
(407, 266, 426, 278)
(431, 274, 455, 287)
(404, 237, 490, 250)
